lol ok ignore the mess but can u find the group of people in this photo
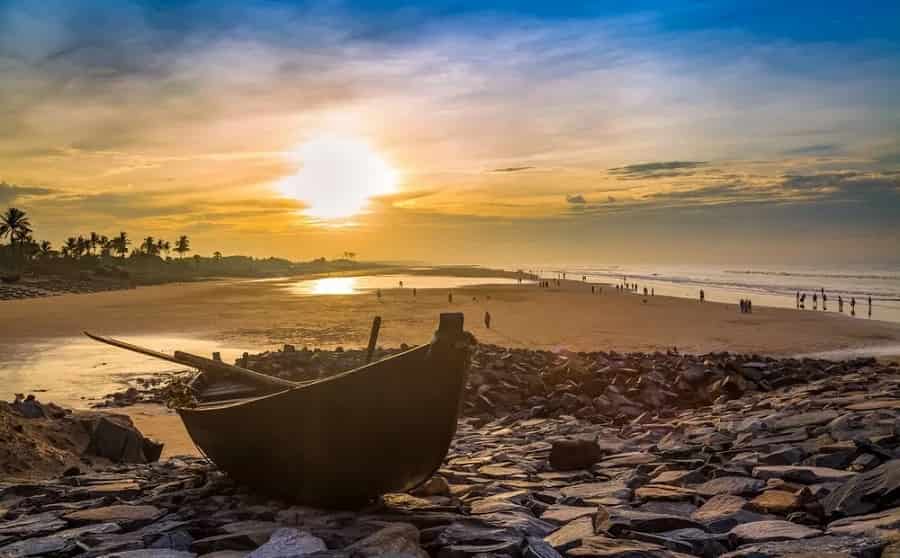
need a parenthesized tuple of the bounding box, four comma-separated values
(797, 288, 872, 317)
(739, 298, 753, 313)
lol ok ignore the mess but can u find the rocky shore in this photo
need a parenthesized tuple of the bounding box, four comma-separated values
(0, 277, 133, 301)
(3, 345, 900, 557)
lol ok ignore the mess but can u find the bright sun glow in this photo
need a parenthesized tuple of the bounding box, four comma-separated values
(277, 136, 398, 220)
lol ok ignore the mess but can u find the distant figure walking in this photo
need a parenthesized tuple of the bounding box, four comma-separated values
(868, 296, 872, 317)
(740, 299, 746, 313)
(376, 289, 382, 301)
(651, 288, 654, 296)
(747, 299, 752, 313)
(700, 289, 705, 302)
(823, 293, 827, 311)
(796, 291, 800, 308)
(484, 311, 491, 329)
(813, 293, 818, 310)
(643, 287, 648, 296)
(413, 288, 417, 297)
(838, 295, 843, 312)
(399, 280, 403, 288)
(851, 297, 856, 316)
(591, 285, 595, 294)
(448, 291, 453, 304)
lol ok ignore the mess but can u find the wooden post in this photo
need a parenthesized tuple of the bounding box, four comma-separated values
(366, 316, 382, 363)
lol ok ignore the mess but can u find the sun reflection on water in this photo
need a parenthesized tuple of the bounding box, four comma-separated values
(308, 277, 358, 295)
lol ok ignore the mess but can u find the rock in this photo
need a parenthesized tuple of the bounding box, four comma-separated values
(650, 469, 706, 486)
(541, 505, 599, 524)
(823, 460, 900, 517)
(597, 507, 703, 535)
(749, 490, 805, 514)
(98, 551, 196, 558)
(560, 481, 633, 505)
(759, 447, 807, 466)
(635, 485, 697, 501)
(550, 439, 604, 470)
(343, 523, 427, 557)
(543, 516, 594, 550)
(827, 507, 900, 537)
(87, 416, 162, 463)
(569, 535, 694, 557)
(728, 520, 822, 544)
(694, 476, 765, 497)
(753, 465, 858, 484)
(720, 535, 885, 557)
(525, 537, 566, 558)
(412, 475, 451, 497)
(692, 495, 768, 533)
(64, 505, 164, 528)
(247, 528, 327, 557)
(0, 511, 67, 537)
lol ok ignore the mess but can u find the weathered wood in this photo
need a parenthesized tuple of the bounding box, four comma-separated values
(366, 316, 382, 364)
(83, 331, 295, 390)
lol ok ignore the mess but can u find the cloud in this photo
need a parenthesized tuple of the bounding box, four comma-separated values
(565, 193, 586, 204)
(782, 143, 843, 156)
(489, 166, 535, 173)
(0, 181, 57, 205)
(609, 161, 708, 179)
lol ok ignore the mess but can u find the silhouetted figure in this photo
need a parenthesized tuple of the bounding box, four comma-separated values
(376, 289, 382, 301)
(643, 287, 648, 296)
(399, 280, 403, 288)
(868, 296, 872, 317)
(823, 293, 827, 311)
(413, 288, 417, 297)
(813, 293, 818, 310)
(747, 299, 752, 313)
(651, 288, 654, 296)
(851, 297, 856, 316)
(700, 289, 705, 302)
(740, 299, 745, 313)
(796, 291, 800, 308)
(839, 295, 843, 312)
(591, 285, 595, 294)
(484, 311, 491, 329)
(448, 291, 453, 303)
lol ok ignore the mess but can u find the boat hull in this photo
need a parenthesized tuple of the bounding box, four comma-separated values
(178, 316, 469, 507)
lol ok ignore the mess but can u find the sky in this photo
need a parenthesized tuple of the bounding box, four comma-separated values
(1, 0, 898, 266)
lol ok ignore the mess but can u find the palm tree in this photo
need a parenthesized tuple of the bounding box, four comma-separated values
(98, 235, 111, 257)
(0, 207, 32, 245)
(76, 236, 88, 258)
(38, 240, 53, 257)
(141, 236, 159, 256)
(156, 239, 171, 258)
(174, 235, 190, 258)
(213, 251, 222, 261)
(63, 237, 78, 258)
(113, 232, 130, 259)
(88, 232, 101, 255)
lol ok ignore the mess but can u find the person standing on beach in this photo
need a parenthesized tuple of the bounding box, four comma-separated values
(839, 295, 843, 312)
(484, 311, 491, 329)
(376, 289, 382, 301)
(413, 288, 417, 297)
(448, 291, 453, 304)
(868, 296, 872, 317)
(651, 288, 654, 296)
(823, 292, 827, 311)
(813, 293, 818, 310)
(748, 299, 752, 313)
(700, 289, 705, 302)
(851, 297, 856, 316)
(796, 291, 800, 308)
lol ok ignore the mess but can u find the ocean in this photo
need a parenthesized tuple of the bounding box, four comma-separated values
(521, 264, 900, 324)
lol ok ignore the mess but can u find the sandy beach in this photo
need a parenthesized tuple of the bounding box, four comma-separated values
(4, 275, 900, 357)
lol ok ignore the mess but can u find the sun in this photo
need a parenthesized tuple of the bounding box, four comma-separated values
(276, 136, 399, 220)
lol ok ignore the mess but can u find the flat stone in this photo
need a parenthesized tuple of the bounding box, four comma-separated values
(694, 476, 765, 497)
(753, 465, 858, 484)
(64, 505, 163, 528)
(823, 460, 900, 517)
(650, 469, 705, 486)
(569, 535, 694, 557)
(543, 516, 594, 550)
(635, 485, 697, 501)
(828, 507, 900, 537)
(247, 528, 326, 557)
(0, 511, 67, 537)
(343, 523, 427, 557)
(720, 534, 885, 557)
(597, 507, 703, 535)
(729, 520, 822, 544)
(560, 481, 632, 505)
(767, 410, 840, 430)
(692, 495, 767, 533)
(846, 399, 900, 411)
(749, 490, 805, 514)
(541, 505, 598, 524)
(525, 537, 566, 558)
(97, 552, 196, 558)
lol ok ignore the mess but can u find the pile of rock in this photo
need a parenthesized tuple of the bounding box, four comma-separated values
(234, 344, 409, 383)
(2, 356, 899, 556)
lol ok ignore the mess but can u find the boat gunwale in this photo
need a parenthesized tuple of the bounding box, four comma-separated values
(178, 343, 430, 413)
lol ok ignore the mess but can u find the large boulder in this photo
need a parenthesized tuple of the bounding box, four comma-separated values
(823, 460, 900, 518)
(86, 416, 163, 464)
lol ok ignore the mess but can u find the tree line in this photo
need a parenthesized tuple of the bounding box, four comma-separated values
(1, 207, 193, 261)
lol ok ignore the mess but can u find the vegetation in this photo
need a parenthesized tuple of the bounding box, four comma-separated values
(0, 206, 372, 285)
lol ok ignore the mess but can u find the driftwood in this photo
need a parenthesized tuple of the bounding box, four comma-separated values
(83, 331, 296, 390)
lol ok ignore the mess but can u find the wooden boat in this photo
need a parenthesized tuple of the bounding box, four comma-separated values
(85, 313, 471, 507)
